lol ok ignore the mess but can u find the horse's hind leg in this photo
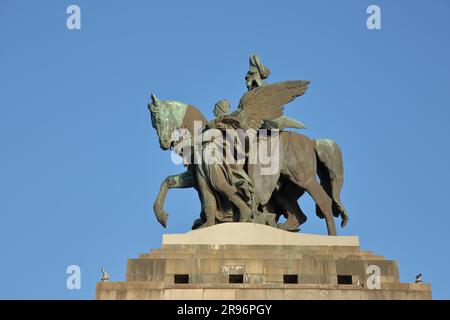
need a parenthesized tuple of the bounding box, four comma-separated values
(272, 190, 307, 232)
(305, 179, 337, 236)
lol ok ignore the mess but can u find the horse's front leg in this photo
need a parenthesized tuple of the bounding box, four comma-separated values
(153, 170, 195, 228)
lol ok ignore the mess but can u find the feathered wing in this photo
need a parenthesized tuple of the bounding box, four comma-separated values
(218, 80, 310, 131)
(262, 116, 307, 130)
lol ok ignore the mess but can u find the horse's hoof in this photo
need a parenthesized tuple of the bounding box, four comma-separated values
(297, 214, 307, 226)
(191, 218, 205, 230)
(198, 221, 214, 229)
(341, 216, 349, 228)
(277, 222, 300, 232)
(156, 211, 169, 228)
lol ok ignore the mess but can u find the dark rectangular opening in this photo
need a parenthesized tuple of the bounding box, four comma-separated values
(229, 274, 244, 283)
(337, 275, 352, 285)
(283, 274, 298, 284)
(174, 274, 189, 284)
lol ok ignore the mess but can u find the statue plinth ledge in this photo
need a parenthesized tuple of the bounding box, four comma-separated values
(163, 223, 359, 247)
(96, 223, 431, 300)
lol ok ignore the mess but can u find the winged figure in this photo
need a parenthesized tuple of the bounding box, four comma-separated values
(148, 55, 348, 236)
(207, 80, 309, 132)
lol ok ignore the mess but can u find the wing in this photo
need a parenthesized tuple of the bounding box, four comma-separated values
(262, 116, 307, 130)
(224, 80, 310, 131)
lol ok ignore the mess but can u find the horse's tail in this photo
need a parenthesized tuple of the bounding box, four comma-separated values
(314, 139, 349, 227)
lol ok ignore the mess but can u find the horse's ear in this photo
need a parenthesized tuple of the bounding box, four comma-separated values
(151, 93, 161, 106)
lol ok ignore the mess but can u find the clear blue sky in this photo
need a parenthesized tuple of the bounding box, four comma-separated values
(0, 0, 449, 299)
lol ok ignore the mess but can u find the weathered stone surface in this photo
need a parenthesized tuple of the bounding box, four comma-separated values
(96, 224, 432, 300)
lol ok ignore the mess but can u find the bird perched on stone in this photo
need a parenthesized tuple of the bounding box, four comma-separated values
(101, 268, 110, 282)
(415, 274, 423, 283)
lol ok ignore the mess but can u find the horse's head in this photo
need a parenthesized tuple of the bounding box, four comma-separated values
(148, 93, 207, 150)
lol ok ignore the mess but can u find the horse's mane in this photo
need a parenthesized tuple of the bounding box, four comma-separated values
(175, 101, 208, 136)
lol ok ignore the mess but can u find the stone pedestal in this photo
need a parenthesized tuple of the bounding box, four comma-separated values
(96, 223, 431, 300)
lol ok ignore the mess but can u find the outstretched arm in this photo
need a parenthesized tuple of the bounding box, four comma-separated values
(153, 169, 196, 227)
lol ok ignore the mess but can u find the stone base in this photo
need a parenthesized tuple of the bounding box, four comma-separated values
(96, 223, 431, 300)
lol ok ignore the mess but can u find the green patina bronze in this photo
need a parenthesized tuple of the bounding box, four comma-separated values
(148, 54, 348, 236)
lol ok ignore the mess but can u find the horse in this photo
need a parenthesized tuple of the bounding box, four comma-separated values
(148, 95, 348, 236)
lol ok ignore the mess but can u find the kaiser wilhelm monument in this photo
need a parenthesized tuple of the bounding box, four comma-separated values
(96, 54, 431, 300)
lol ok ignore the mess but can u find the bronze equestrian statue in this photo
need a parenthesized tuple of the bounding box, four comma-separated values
(148, 54, 348, 236)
